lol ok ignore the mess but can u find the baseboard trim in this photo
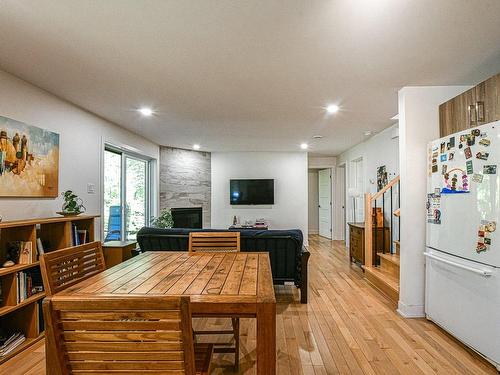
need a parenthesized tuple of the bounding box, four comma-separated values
(397, 300, 425, 318)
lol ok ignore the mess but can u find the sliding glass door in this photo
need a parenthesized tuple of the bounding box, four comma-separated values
(103, 146, 151, 241)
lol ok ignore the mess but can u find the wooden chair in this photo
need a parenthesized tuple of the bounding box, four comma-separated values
(40, 241, 106, 296)
(43, 295, 213, 375)
(188, 231, 240, 369)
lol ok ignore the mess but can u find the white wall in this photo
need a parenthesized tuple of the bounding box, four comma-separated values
(397, 85, 471, 318)
(308, 170, 319, 234)
(308, 156, 336, 169)
(336, 124, 400, 244)
(0, 70, 159, 237)
(211, 152, 309, 245)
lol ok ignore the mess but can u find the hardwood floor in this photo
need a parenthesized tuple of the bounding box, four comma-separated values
(1, 235, 496, 374)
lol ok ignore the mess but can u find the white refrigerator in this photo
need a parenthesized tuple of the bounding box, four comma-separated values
(425, 121, 500, 371)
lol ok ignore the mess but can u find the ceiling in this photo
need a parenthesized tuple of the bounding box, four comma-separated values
(1, 1, 500, 156)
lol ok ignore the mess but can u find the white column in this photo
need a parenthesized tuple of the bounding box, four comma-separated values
(397, 86, 471, 317)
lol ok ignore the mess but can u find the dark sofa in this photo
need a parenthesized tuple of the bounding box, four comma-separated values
(136, 227, 310, 303)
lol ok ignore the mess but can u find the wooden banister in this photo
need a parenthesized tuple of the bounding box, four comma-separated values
(363, 175, 400, 268)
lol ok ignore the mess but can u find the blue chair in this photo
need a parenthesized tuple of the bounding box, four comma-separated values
(104, 206, 121, 241)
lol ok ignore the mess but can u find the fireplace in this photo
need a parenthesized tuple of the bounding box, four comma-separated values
(171, 207, 203, 229)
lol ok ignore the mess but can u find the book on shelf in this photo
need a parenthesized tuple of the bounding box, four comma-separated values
(36, 238, 45, 256)
(71, 224, 88, 246)
(36, 299, 45, 334)
(0, 332, 26, 358)
(16, 268, 43, 304)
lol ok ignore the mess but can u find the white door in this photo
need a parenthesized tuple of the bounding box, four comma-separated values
(318, 169, 332, 239)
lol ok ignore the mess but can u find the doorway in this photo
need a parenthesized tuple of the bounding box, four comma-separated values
(318, 168, 332, 239)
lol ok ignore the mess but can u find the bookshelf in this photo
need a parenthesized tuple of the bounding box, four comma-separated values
(0, 215, 98, 363)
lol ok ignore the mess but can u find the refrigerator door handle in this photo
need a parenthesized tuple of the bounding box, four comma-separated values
(424, 252, 493, 277)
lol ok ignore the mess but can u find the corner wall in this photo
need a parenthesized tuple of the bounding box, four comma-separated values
(211, 152, 309, 245)
(397, 85, 471, 317)
(0, 70, 160, 236)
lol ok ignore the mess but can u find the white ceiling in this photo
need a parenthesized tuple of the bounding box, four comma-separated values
(1, 1, 500, 156)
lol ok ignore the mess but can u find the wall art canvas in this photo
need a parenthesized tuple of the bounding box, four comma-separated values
(0, 115, 59, 197)
(377, 165, 388, 191)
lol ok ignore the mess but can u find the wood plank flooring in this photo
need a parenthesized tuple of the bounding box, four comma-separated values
(1, 235, 496, 374)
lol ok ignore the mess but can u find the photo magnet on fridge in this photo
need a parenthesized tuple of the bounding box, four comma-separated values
(467, 135, 476, 146)
(449, 152, 454, 160)
(472, 129, 481, 137)
(483, 165, 497, 174)
(464, 147, 472, 159)
(484, 238, 492, 245)
(479, 138, 490, 147)
(440, 154, 447, 162)
(449, 137, 455, 148)
(432, 165, 438, 173)
(476, 242, 487, 253)
(440, 142, 446, 154)
(466, 160, 473, 174)
(472, 173, 483, 183)
(442, 164, 447, 174)
(476, 152, 489, 160)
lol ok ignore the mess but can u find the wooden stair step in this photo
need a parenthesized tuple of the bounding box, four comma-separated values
(377, 252, 400, 266)
(363, 265, 399, 302)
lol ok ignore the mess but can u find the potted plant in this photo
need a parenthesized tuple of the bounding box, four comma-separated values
(151, 209, 173, 228)
(58, 190, 86, 216)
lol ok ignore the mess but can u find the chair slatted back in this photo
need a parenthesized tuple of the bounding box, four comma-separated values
(40, 241, 106, 296)
(188, 232, 240, 253)
(43, 296, 197, 375)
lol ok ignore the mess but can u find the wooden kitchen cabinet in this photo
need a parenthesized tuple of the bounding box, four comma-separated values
(439, 73, 500, 137)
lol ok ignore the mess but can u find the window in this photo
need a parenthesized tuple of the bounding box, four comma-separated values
(103, 145, 153, 241)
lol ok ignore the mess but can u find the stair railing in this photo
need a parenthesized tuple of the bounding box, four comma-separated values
(364, 175, 400, 268)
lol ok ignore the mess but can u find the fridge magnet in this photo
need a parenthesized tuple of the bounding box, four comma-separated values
(481, 220, 497, 233)
(484, 238, 492, 245)
(459, 143, 463, 149)
(448, 152, 454, 161)
(476, 152, 489, 160)
(440, 142, 446, 154)
(440, 154, 447, 162)
(472, 173, 483, 183)
(483, 165, 497, 174)
(476, 242, 487, 253)
(441, 164, 447, 175)
(471, 129, 481, 137)
(466, 160, 473, 174)
(479, 138, 490, 147)
(426, 193, 441, 224)
(464, 147, 472, 159)
(441, 168, 469, 194)
(432, 151, 438, 158)
(432, 165, 438, 173)
(459, 134, 466, 143)
(467, 134, 476, 146)
(449, 137, 455, 148)
(434, 188, 441, 195)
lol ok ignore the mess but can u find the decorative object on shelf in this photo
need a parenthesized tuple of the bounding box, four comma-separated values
(377, 165, 388, 191)
(151, 208, 173, 228)
(0, 115, 59, 197)
(0, 214, 2, 222)
(58, 190, 86, 216)
(2, 241, 22, 267)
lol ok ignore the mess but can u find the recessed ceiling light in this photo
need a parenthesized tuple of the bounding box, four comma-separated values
(312, 135, 323, 139)
(326, 104, 339, 114)
(193, 144, 200, 150)
(138, 107, 154, 116)
(300, 143, 308, 150)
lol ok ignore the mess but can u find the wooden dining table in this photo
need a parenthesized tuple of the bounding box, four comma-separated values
(52, 251, 277, 374)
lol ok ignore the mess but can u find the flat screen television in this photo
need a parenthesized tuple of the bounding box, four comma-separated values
(230, 179, 274, 205)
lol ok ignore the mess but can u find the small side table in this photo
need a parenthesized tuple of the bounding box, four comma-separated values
(102, 240, 137, 268)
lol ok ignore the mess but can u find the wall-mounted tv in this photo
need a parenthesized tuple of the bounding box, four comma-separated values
(230, 179, 274, 205)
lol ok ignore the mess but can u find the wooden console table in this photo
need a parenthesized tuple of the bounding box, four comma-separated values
(348, 222, 390, 265)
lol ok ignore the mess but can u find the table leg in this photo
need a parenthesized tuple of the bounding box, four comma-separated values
(256, 302, 276, 374)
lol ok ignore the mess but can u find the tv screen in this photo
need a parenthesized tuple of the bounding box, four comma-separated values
(230, 179, 274, 205)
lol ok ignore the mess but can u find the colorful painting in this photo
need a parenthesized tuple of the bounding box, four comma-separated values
(0, 115, 59, 197)
(377, 165, 388, 192)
